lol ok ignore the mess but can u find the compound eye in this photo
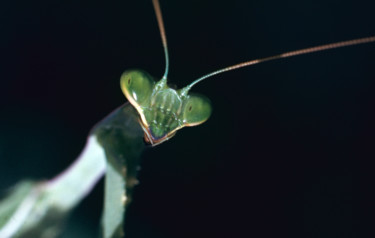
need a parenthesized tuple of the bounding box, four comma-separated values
(182, 94, 212, 126)
(120, 70, 155, 108)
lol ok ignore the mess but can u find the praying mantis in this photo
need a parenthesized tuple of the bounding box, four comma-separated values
(1, 0, 374, 237)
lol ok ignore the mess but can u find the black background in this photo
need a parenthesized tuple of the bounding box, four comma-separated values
(1, 0, 375, 237)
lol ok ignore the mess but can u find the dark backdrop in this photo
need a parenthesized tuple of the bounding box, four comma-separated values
(1, 0, 375, 237)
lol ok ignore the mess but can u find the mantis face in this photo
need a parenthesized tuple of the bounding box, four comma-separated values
(120, 70, 212, 146)
(119, 0, 375, 146)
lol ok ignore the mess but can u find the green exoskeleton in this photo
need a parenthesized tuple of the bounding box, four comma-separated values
(120, 70, 211, 145)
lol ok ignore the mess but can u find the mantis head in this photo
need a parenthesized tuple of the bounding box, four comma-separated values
(120, 0, 375, 146)
(120, 70, 211, 146)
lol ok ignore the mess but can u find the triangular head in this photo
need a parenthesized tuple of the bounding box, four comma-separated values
(120, 0, 375, 146)
(120, 70, 212, 146)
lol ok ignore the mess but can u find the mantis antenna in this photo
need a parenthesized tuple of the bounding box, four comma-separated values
(180, 36, 375, 94)
(122, 0, 375, 145)
(152, 0, 169, 81)
(152, 0, 375, 96)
